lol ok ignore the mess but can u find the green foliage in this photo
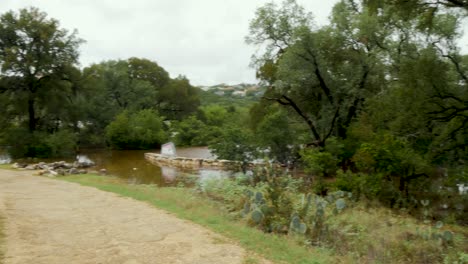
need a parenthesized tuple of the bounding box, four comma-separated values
(335, 170, 384, 200)
(209, 126, 257, 165)
(198, 105, 229, 126)
(301, 149, 339, 177)
(255, 109, 301, 164)
(1, 127, 77, 158)
(77, 59, 199, 149)
(202, 166, 356, 246)
(0, 7, 83, 133)
(105, 110, 167, 149)
(44, 130, 78, 157)
(172, 116, 211, 146)
(353, 133, 429, 177)
(159, 76, 200, 120)
(245, 0, 467, 211)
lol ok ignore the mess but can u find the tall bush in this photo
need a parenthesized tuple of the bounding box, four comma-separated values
(105, 110, 167, 149)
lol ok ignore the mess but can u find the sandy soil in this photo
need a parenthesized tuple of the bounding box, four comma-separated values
(0, 169, 260, 264)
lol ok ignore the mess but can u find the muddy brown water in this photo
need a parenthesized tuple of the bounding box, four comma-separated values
(3, 147, 232, 187)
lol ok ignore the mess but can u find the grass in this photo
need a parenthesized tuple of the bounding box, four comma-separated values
(59, 174, 335, 264)
(0, 164, 13, 170)
(324, 203, 468, 263)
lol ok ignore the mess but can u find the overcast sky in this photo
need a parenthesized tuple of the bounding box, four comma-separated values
(1, 1, 467, 86)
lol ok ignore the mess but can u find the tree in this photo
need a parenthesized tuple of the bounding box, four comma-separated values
(364, 0, 468, 17)
(209, 125, 257, 172)
(82, 60, 199, 123)
(0, 7, 83, 132)
(158, 75, 200, 119)
(247, 0, 385, 147)
(255, 108, 303, 164)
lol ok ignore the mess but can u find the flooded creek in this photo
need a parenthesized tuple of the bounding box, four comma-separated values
(2, 147, 232, 187)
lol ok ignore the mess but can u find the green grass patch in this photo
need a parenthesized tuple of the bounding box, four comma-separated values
(59, 174, 335, 264)
(0, 164, 13, 170)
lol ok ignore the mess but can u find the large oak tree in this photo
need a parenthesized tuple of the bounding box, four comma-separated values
(0, 7, 83, 132)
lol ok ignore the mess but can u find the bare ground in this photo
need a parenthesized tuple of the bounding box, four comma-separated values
(0, 169, 261, 264)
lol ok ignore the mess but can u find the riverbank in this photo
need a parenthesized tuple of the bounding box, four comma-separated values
(59, 174, 468, 264)
(0, 169, 268, 264)
(1, 168, 467, 263)
(59, 174, 333, 264)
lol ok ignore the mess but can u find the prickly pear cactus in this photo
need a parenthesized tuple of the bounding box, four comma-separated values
(244, 189, 253, 198)
(335, 198, 346, 212)
(242, 202, 251, 216)
(289, 215, 307, 234)
(441, 230, 453, 243)
(251, 209, 264, 224)
(255, 191, 264, 204)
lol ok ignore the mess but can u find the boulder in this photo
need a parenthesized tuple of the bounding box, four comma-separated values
(48, 170, 58, 177)
(25, 165, 36, 170)
(75, 156, 95, 168)
(69, 168, 79, 174)
(38, 162, 49, 170)
(12, 163, 27, 169)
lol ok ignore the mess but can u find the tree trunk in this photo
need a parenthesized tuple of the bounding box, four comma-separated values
(28, 96, 36, 132)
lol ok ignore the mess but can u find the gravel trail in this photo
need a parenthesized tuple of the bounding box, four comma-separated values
(0, 169, 256, 264)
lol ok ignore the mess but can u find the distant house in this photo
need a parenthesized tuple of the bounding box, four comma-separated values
(220, 86, 235, 92)
(232, 90, 246, 97)
(199, 86, 211, 91)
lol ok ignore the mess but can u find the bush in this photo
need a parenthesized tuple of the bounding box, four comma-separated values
(2, 127, 77, 158)
(209, 125, 257, 167)
(45, 130, 78, 157)
(105, 109, 167, 149)
(172, 116, 222, 146)
(335, 170, 384, 200)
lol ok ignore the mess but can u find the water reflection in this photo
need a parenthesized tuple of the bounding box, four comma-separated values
(80, 147, 221, 187)
(0, 153, 11, 164)
(0, 147, 233, 187)
(161, 166, 177, 183)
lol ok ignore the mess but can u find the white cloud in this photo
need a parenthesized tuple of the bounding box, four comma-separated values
(0, 0, 338, 85)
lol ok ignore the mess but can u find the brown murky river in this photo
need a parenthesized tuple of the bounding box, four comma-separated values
(1, 147, 231, 187)
(82, 147, 224, 186)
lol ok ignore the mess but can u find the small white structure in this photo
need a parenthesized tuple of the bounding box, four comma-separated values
(0, 154, 11, 164)
(457, 183, 468, 195)
(233, 90, 246, 97)
(161, 142, 177, 157)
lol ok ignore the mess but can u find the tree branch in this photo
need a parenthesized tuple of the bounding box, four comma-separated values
(264, 94, 322, 143)
(294, 49, 334, 104)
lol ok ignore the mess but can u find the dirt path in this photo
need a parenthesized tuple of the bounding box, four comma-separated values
(0, 169, 257, 264)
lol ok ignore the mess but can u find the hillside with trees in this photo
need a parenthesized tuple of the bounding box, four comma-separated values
(0, 2, 467, 261)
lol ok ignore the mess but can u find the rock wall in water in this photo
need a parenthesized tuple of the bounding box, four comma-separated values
(144, 153, 262, 170)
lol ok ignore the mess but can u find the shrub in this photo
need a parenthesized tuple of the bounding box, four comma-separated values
(208, 125, 257, 171)
(45, 130, 77, 157)
(2, 127, 77, 158)
(172, 116, 222, 146)
(335, 170, 384, 200)
(105, 109, 167, 149)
